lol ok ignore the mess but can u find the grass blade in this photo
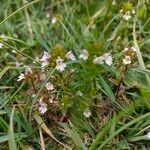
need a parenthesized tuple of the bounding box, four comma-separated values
(98, 112, 150, 149)
(0, 0, 41, 27)
(8, 107, 17, 150)
(133, 20, 150, 87)
(34, 114, 71, 150)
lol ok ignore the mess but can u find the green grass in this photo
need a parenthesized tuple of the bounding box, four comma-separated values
(0, 0, 150, 149)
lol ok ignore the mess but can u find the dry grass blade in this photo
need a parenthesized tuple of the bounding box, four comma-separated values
(39, 127, 45, 150)
(86, 7, 105, 31)
(34, 114, 72, 150)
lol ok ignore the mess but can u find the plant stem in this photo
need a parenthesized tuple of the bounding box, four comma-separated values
(115, 65, 128, 99)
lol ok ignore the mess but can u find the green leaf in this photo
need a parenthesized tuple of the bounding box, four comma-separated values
(137, 5, 147, 19)
(124, 70, 149, 88)
(140, 88, 150, 110)
(0, 0, 41, 27)
(133, 21, 150, 87)
(90, 100, 142, 150)
(99, 75, 121, 108)
(0, 66, 11, 80)
(61, 122, 87, 150)
(0, 110, 7, 115)
(0, 86, 14, 90)
(128, 135, 150, 142)
(0, 134, 27, 143)
(98, 111, 150, 149)
(0, 135, 9, 143)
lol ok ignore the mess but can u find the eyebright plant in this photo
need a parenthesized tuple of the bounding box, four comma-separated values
(17, 42, 137, 118)
(0, 0, 150, 149)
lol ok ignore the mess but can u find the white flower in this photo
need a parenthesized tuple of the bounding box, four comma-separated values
(40, 51, 50, 62)
(17, 73, 25, 81)
(51, 17, 57, 24)
(131, 46, 136, 52)
(1, 34, 8, 41)
(45, 82, 54, 91)
(25, 66, 33, 75)
(93, 53, 112, 66)
(132, 9, 135, 14)
(83, 109, 91, 118)
(91, 24, 96, 29)
(40, 51, 50, 68)
(102, 53, 113, 66)
(31, 94, 36, 98)
(41, 61, 49, 68)
(39, 102, 47, 114)
(12, 50, 16, 53)
(70, 69, 75, 73)
(124, 47, 129, 52)
(15, 62, 22, 67)
(123, 56, 131, 65)
(79, 49, 89, 61)
(46, 13, 50, 18)
(56, 57, 67, 72)
(76, 91, 83, 97)
(112, 0, 116, 5)
(0, 43, 3, 49)
(93, 56, 104, 65)
(49, 98, 54, 103)
(66, 51, 76, 61)
(147, 132, 150, 138)
(120, 9, 123, 13)
(1, 34, 5, 38)
(123, 11, 132, 21)
(124, 47, 136, 53)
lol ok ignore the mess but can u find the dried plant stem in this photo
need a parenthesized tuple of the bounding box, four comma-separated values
(39, 127, 46, 150)
(115, 65, 128, 99)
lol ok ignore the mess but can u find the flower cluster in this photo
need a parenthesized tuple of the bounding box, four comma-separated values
(123, 56, 131, 65)
(17, 49, 113, 116)
(39, 97, 48, 114)
(39, 49, 89, 73)
(55, 57, 67, 72)
(16, 49, 88, 115)
(40, 51, 50, 68)
(51, 17, 58, 24)
(122, 11, 132, 21)
(93, 53, 113, 66)
(16, 44, 137, 118)
(66, 51, 76, 61)
(45, 82, 54, 91)
(16, 43, 137, 118)
(79, 49, 89, 61)
(17, 66, 33, 81)
(83, 108, 91, 118)
(120, 9, 135, 21)
(17, 73, 25, 81)
(123, 46, 136, 65)
(38, 81, 59, 114)
(76, 91, 83, 97)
